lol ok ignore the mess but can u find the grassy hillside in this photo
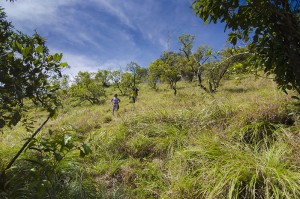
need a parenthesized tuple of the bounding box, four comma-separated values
(1, 75, 300, 198)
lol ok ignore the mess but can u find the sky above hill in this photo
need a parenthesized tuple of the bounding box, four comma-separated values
(0, 0, 229, 79)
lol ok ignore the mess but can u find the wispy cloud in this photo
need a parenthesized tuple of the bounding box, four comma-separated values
(1, 0, 76, 27)
(90, 0, 135, 29)
(59, 52, 99, 78)
(0, 0, 228, 77)
(58, 50, 134, 79)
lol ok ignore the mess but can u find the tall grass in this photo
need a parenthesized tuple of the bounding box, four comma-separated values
(1, 76, 300, 198)
(170, 137, 300, 198)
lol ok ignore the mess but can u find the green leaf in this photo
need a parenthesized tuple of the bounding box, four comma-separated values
(15, 41, 22, 50)
(36, 45, 44, 53)
(25, 139, 37, 151)
(48, 55, 53, 61)
(60, 62, 69, 67)
(83, 143, 92, 155)
(79, 144, 92, 157)
(21, 47, 30, 57)
(63, 135, 72, 145)
(231, 37, 237, 45)
(7, 52, 14, 58)
(53, 53, 62, 62)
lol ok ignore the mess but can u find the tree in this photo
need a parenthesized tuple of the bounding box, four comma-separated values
(160, 52, 181, 95)
(0, 6, 67, 185)
(178, 34, 216, 91)
(109, 70, 124, 95)
(127, 61, 148, 85)
(178, 34, 198, 81)
(191, 0, 300, 93)
(147, 59, 164, 89)
(120, 72, 134, 95)
(178, 34, 249, 92)
(95, 69, 110, 87)
(127, 61, 139, 87)
(204, 47, 249, 92)
(51, 74, 70, 100)
(179, 34, 195, 58)
(108, 70, 135, 96)
(136, 66, 148, 83)
(70, 71, 106, 104)
(148, 52, 182, 95)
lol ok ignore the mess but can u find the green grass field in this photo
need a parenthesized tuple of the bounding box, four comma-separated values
(1, 74, 300, 198)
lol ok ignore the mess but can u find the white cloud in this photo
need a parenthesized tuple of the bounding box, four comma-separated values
(59, 51, 132, 79)
(60, 52, 99, 78)
(100, 59, 130, 71)
(1, 0, 76, 26)
(90, 0, 135, 29)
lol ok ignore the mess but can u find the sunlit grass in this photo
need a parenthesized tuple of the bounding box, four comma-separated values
(1, 75, 300, 198)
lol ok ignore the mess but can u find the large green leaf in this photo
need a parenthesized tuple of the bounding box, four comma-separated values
(80, 143, 92, 157)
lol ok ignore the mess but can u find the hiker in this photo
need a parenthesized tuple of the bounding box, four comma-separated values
(131, 86, 139, 103)
(111, 94, 120, 116)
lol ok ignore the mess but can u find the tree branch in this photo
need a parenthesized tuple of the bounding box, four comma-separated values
(0, 115, 51, 188)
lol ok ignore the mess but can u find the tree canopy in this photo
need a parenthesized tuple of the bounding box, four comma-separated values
(0, 7, 67, 129)
(191, 0, 300, 93)
(148, 52, 181, 95)
(70, 71, 106, 105)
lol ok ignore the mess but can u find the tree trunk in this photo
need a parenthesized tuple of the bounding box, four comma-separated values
(173, 84, 177, 96)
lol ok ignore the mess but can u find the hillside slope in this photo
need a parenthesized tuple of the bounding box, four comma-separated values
(1, 75, 300, 198)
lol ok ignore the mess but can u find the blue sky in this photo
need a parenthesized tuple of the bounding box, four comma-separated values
(0, 0, 228, 78)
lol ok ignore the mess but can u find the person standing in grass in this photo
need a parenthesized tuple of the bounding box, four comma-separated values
(131, 86, 139, 103)
(111, 94, 121, 116)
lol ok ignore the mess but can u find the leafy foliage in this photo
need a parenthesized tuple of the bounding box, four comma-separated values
(203, 47, 251, 92)
(148, 52, 181, 95)
(3, 129, 94, 198)
(191, 0, 300, 93)
(0, 8, 67, 129)
(120, 72, 134, 95)
(160, 52, 181, 95)
(109, 70, 134, 96)
(147, 59, 164, 89)
(127, 61, 139, 87)
(70, 71, 106, 104)
(178, 34, 251, 93)
(95, 69, 110, 87)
